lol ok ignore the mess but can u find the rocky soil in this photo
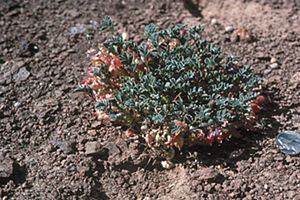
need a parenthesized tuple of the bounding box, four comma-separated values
(0, 0, 300, 199)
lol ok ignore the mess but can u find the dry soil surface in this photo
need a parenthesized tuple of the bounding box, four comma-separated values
(0, 0, 300, 199)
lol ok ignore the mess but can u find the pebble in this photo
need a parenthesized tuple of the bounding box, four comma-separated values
(0, 155, 14, 180)
(236, 28, 254, 42)
(68, 24, 86, 36)
(19, 42, 39, 57)
(285, 155, 293, 163)
(85, 141, 102, 156)
(59, 141, 76, 154)
(196, 167, 221, 181)
(270, 62, 279, 69)
(14, 102, 21, 107)
(204, 184, 212, 192)
(13, 67, 30, 82)
(87, 130, 97, 136)
(161, 160, 175, 169)
(211, 18, 217, 25)
(229, 149, 244, 159)
(264, 68, 272, 75)
(287, 191, 296, 199)
(122, 32, 129, 40)
(270, 57, 277, 63)
(290, 72, 300, 83)
(230, 178, 243, 190)
(224, 25, 234, 33)
(91, 121, 102, 129)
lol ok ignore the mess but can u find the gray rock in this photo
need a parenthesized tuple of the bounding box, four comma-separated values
(196, 167, 221, 181)
(0, 60, 24, 84)
(229, 149, 245, 159)
(85, 141, 102, 156)
(211, 18, 218, 25)
(225, 25, 234, 33)
(287, 191, 296, 199)
(59, 141, 76, 154)
(0, 155, 14, 179)
(270, 62, 279, 69)
(161, 160, 175, 169)
(264, 68, 272, 75)
(270, 57, 277, 63)
(290, 72, 300, 83)
(68, 24, 86, 36)
(13, 67, 30, 82)
(104, 142, 121, 157)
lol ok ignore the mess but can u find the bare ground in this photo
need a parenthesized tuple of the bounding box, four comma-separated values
(0, 0, 300, 199)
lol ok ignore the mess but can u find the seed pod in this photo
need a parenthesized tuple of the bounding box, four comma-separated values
(125, 128, 135, 137)
(255, 95, 267, 105)
(251, 102, 261, 113)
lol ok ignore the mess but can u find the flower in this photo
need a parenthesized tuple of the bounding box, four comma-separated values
(206, 128, 225, 144)
(81, 78, 93, 85)
(145, 133, 154, 145)
(255, 95, 266, 105)
(206, 135, 214, 145)
(94, 110, 111, 123)
(174, 120, 187, 127)
(87, 48, 97, 57)
(125, 128, 135, 137)
(170, 133, 184, 150)
(180, 29, 188, 37)
(109, 55, 123, 76)
(169, 39, 180, 51)
(250, 102, 261, 113)
(96, 93, 114, 101)
(87, 68, 93, 77)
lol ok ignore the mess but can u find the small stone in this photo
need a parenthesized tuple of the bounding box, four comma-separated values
(270, 62, 279, 69)
(45, 143, 55, 153)
(274, 156, 284, 161)
(122, 32, 129, 40)
(224, 25, 234, 33)
(229, 149, 244, 159)
(228, 192, 237, 198)
(161, 160, 175, 169)
(236, 28, 254, 42)
(290, 72, 300, 83)
(255, 52, 270, 60)
(13, 67, 30, 82)
(211, 18, 217, 25)
(19, 42, 39, 57)
(87, 130, 97, 136)
(196, 167, 221, 181)
(270, 57, 277, 63)
(285, 155, 293, 163)
(59, 141, 76, 154)
(104, 142, 121, 157)
(85, 141, 102, 156)
(264, 69, 272, 75)
(91, 121, 102, 129)
(230, 178, 243, 191)
(68, 24, 86, 36)
(287, 191, 296, 199)
(78, 165, 91, 177)
(0, 155, 14, 181)
(204, 184, 212, 192)
(13, 102, 21, 107)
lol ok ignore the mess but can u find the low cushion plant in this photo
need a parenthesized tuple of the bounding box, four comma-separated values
(76, 16, 265, 152)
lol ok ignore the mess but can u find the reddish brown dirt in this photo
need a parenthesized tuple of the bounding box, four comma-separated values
(0, 0, 300, 199)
